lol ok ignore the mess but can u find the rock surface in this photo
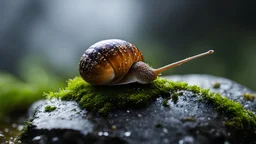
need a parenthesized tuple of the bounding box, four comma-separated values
(21, 75, 256, 144)
(164, 75, 256, 112)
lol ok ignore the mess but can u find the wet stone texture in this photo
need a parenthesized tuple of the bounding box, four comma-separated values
(21, 75, 256, 144)
(164, 75, 256, 112)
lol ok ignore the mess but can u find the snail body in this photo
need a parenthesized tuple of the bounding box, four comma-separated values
(79, 39, 214, 85)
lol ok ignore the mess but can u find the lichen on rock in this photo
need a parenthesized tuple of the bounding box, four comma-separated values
(44, 105, 57, 112)
(243, 93, 256, 101)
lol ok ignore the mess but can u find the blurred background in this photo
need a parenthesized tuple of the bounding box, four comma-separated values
(1, 0, 256, 90)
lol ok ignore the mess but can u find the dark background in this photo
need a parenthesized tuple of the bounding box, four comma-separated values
(1, 1, 256, 90)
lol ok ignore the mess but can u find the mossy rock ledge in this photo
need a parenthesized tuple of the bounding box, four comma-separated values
(20, 74, 256, 144)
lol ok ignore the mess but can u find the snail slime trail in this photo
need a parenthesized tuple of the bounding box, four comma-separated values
(79, 39, 214, 85)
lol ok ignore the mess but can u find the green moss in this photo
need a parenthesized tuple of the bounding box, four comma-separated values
(171, 93, 179, 103)
(181, 117, 196, 122)
(187, 85, 201, 93)
(111, 125, 117, 130)
(162, 98, 170, 107)
(44, 105, 57, 112)
(18, 120, 33, 140)
(198, 97, 203, 102)
(0, 63, 64, 118)
(46, 76, 256, 130)
(213, 81, 221, 88)
(178, 91, 183, 96)
(202, 92, 256, 129)
(155, 123, 163, 128)
(243, 93, 256, 101)
(192, 94, 197, 97)
(162, 92, 181, 106)
(47, 77, 172, 115)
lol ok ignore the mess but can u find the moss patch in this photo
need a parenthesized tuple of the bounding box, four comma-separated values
(0, 63, 64, 118)
(162, 98, 170, 107)
(213, 81, 221, 89)
(44, 105, 57, 112)
(155, 123, 163, 128)
(181, 117, 196, 122)
(46, 76, 256, 129)
(243, 93, 256, 101)
(47, 77, 172, 116)
(171, 93, 179, 103)
(18, 120, 34, 141)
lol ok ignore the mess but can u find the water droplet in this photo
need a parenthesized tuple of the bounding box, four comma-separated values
(98, 131, 103, 136)
(32, 136, 41, 141)
(103, 132, 109, 136)
(124, 131, 131, 137)
(12, 123, 17, 128)
(178, 140, 184, 144)
(52, 137, 59, 142)
(4, 128, 9, 133)
(163, 128, 168, 133)
(179, 136, 194, 144)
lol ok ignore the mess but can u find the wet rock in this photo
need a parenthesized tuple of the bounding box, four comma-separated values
(20, 75, 256, 144)
(164, 74, 256, 112)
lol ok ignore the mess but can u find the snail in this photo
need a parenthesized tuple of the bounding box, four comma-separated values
(79, 39, 214, 85)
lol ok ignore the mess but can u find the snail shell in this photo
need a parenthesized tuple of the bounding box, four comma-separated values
(79, 39, 144, 85)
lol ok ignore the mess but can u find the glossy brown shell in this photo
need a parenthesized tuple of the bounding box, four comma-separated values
(79, 39, 144, 85)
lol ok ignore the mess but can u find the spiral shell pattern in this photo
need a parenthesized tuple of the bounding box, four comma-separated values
(79, 39, 144, 85)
